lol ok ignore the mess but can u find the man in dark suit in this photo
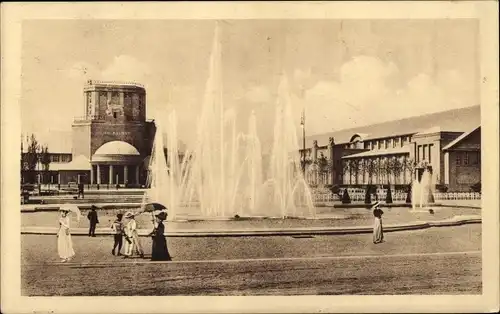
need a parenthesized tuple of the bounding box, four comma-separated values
(87, 205, 99, 237)
(78, 182, 85, 199)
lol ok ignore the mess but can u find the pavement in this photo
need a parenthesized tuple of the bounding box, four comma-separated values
(21, 224, 482, 296)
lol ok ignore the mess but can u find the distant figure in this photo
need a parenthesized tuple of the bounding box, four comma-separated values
(149, 212, 172, 261)
(123, 212, 144, 258)
(78, 182, 85, 199)
(87, 205, 99, 237)
(57, 207, 75, 262)
(372, 201, 384, 244)
(111, 213, 124, 256)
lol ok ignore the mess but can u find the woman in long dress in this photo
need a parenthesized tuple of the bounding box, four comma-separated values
(57, 207, 75, 262)
(372, 201, 384, 244)
(123, 212, 144, 258)
(150, 212, 172, 261)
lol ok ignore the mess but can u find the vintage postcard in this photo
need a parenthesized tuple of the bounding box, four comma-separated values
(1, 1, 499, 313)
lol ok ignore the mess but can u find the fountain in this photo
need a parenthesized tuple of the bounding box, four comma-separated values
(142, 23, 315, 220)
(411, 166, 436, 212)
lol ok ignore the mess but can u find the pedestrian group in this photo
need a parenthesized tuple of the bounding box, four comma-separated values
(57, 205, 172, 262)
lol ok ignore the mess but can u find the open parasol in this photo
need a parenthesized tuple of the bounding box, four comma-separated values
(61, 204, 82, 222)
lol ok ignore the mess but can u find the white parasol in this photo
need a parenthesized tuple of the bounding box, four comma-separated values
(61, 204, 82, 222)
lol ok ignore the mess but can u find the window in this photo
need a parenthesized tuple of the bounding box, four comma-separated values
(384, 140, 388, 149)
(422, 145, 427, 161)
(455, 153, 461, 165)
(471, 152, 479, 164)
(417, 146, 422, 162)
(50, 155, 60, 162)
(428, 144, 433, 163)
(464, 152, 469, 165)
(113, 112, 117, 119)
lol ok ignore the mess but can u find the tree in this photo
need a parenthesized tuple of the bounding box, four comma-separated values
(362, 158, 377, 185)
(391, 157, 403, 185)
(22, 134, 40, 184)
(342, 160, 352, 185)
(403, 158, 416, 203)
(39, 145, 51, 184)
(317, 152, 329, 185)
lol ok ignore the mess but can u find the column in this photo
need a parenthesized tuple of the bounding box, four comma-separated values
(124, 165, 129, 185)
(96, 165, 101, 185)
(135, 165, 140, 185)
(109, 165, 114, 185)
(58, 173, 61, 184)
(120, 92, 125, 107)
(90, 166, 94, 185)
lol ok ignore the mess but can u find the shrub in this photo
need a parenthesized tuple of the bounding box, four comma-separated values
(385, 185, 393, 204)
(435, 184, 448, 193)
(329, 185, 342, 197)
(341, 189, 351, 204)
(364, 185, 376, 204)
(405, 184, 412, 203)
(471, 182, 481, 193)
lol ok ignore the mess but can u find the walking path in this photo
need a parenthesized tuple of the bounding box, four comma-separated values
(22, 214, 481, 236)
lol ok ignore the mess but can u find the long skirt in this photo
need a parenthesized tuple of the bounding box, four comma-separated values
(373, 217, 384, 244)
(151, 236, 172, 261)
(57, 229, 75, 259)
(124, 233, 144, 256)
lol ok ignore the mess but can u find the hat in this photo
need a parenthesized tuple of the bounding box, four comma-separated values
(371, 201, 381, 209)
(124, 211, 135, 219)
(58, 206, 71, 213)
(91, 205, 98, 210)
(155, 211, 168, 221)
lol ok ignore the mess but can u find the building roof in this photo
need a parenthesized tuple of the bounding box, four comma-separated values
(94, 141, 140, 156)
(442, 126, 481, 151)
(50, 155, 91, 171)
(305, 105, 480, 147)
(342, 146, 411, 159)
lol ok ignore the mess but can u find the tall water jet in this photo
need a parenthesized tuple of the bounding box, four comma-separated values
(411, 167, 435, 211)
(144, 22, 316, 219)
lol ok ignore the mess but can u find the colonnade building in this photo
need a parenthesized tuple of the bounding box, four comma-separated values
(300, 105, 481, 192)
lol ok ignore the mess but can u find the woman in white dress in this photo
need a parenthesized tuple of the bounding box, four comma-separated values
(372, 201, 384, 244)
(57, 207, 75, 262)
(123, 212, 144, 258)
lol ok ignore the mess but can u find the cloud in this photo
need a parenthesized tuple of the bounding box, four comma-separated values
(101, 55, 152, 83)
(299, 55, 476, 135)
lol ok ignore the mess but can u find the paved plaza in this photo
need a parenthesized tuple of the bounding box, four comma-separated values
(22, 224, 481, 296)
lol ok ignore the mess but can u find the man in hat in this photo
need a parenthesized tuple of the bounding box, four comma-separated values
(123, 212, 144, 258)
(87, 205, 99, 237)
(372, 201, 384, 244)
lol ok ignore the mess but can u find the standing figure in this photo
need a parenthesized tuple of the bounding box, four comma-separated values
(372, 201, 384, 244)
(87, 205, 99, 237)
(123, 212, 144, 258)
(149, 212, 172, 261)
(57, 207, 75, 262)
(78, 182, 85, 199)
(111, 213, 124, 256)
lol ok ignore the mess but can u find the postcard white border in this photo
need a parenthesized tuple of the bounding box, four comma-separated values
(2, 1, 498, 313)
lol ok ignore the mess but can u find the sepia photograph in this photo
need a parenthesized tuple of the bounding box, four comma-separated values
(1, 1, 499, 313)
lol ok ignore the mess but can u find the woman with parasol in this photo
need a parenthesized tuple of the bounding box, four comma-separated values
(57, 204, 81, 262)
(372, 201, 384, 244)
(149, 211, 172, 261)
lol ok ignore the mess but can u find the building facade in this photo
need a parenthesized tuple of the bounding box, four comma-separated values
(300, 106, 481, 192)
(22, 80, 158, 187)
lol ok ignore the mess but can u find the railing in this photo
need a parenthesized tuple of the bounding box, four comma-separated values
(86, 80, 145, 88)
(310, 191, 481, 203)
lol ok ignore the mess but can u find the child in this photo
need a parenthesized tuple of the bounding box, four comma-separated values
(111, 213, 124, 256)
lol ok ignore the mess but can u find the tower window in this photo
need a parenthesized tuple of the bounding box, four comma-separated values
(113, 112, 117, 119)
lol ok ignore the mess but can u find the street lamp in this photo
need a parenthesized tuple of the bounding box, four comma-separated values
(300, 108, 306, 175)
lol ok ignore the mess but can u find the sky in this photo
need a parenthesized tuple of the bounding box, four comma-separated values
(20, 19, 479, 152)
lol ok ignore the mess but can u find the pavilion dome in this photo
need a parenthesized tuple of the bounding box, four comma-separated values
(94, 141, 140, 156)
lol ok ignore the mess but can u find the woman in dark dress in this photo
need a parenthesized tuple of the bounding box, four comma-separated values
(150, 212, 172, 261)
